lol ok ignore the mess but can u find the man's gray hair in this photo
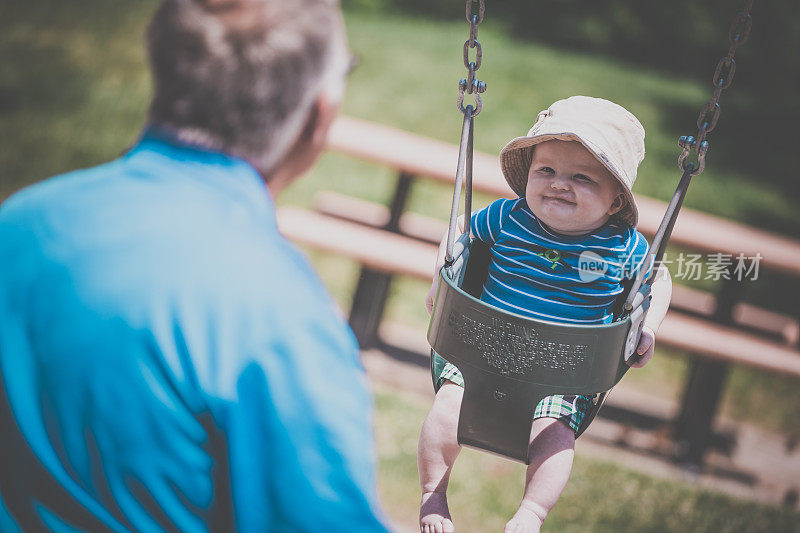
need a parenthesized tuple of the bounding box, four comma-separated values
(146, 0, 348, 176)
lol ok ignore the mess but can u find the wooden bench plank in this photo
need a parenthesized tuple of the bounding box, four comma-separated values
(327, 116, 509, 198)
(277, 206, 436, 280)
(659, 313, 800, 379)
(328, 115, 800, 278)
(314, 191, 444, 244)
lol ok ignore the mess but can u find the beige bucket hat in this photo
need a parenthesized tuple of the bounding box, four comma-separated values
(499, 95, 645, 227)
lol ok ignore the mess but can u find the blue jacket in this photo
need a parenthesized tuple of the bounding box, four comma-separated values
(0, 129, 389, 532)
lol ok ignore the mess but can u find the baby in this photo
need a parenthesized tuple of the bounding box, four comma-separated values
(418, 96, 672, 533)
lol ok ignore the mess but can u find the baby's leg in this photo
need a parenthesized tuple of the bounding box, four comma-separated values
(504, 418, 575, 533)
(417, 382, 463, 533)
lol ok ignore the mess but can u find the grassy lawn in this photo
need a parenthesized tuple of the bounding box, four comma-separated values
(375, 388, 800, 532)
(2, 0, 800, 507)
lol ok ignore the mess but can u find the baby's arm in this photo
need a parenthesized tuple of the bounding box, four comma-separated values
(630, 263, 672, 368)
(425, 214, 466, 314)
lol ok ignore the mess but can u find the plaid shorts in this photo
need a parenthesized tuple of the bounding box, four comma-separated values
(437, 361, 594, 435)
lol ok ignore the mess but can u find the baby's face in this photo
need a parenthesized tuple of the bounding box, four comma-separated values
(525, 140, 625, 235)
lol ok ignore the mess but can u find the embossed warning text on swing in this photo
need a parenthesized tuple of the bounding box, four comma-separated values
(447, 310, 593, 383)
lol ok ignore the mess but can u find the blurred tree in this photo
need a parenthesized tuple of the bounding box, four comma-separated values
(350, 0, 799, 191)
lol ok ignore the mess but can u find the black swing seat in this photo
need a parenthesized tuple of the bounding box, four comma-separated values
(428, 236, 650, 464)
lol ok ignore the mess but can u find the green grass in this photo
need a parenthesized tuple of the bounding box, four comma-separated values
(2, 0, 799, 440)
(375, 389, 800, 532)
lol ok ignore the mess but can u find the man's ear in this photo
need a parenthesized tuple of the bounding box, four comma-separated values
(265, 92, 341, 196)
(302, 93, 339, 148)
(608, 193, 626, 215)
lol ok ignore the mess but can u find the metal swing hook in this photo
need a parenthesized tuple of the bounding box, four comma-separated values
(677, 135, 709, 176)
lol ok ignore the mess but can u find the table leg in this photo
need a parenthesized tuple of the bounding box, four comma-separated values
(673, 357, 730, 467)
(347, 172, 414, 348)
(674, 272, 742, 467)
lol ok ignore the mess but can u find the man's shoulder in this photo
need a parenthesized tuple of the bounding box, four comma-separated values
(0, 152, 331, 325)
(0, 161, 120, 221)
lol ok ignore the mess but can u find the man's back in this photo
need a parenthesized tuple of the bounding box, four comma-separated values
(0, 132, 386, 532)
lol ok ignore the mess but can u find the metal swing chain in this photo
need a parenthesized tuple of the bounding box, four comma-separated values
(445, 0, 487, 265)
(624, 0, 755, 313)
(457, 0, 487, 117)
(678, 0, 754, 176)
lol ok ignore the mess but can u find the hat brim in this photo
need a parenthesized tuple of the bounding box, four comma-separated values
(500, 133, 638, 227)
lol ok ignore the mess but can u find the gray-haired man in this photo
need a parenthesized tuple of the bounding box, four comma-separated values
(0, 1, 389, 531)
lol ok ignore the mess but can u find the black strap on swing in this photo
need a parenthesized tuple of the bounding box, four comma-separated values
(429, 0, 755, 464)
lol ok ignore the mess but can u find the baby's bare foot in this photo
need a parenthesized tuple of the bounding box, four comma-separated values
(419, 491, 454, 533)
(504, 503, 544, 533)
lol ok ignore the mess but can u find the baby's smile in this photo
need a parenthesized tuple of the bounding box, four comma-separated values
(542, 195, 576, 206)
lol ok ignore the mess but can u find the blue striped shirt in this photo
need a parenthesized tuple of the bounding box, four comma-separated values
(470, 198, 651, 324)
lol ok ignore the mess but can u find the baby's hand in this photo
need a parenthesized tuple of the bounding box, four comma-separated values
(425, 283, 437, 315)
(628, 325, 655, 369)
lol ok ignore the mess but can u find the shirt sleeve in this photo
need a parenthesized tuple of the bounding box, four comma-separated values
(224, 322, 388, 533)
(620, 228, 652, 280)
(470, 198, 517, 245)
(204, 247, 389, 533)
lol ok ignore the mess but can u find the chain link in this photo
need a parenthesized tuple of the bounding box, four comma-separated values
(462, 39, 482, 70)
(465, 0, 484, 25)
(458, 0, 486, 117)
(679, 0, 753, 176)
